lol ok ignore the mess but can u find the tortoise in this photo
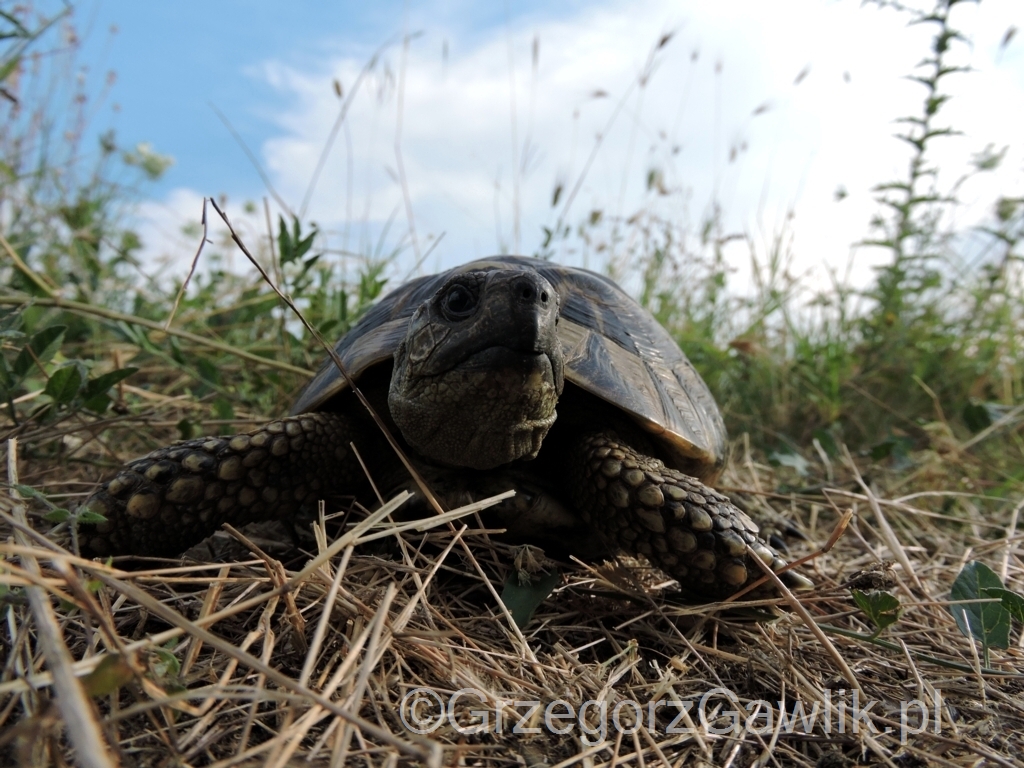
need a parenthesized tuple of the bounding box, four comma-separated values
(78, 256, 809, 600)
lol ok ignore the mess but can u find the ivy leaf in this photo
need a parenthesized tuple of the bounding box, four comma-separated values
(949, 561, 1011, 664)
(982, 587, 1024, 625)
(500, 571, 560, 628)
(852, 590, 902, 636)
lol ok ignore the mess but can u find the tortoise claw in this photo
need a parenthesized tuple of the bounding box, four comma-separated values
(77, 412, 368, 559)
(780, 569, 815, 591)
(571, 431, 813, 601)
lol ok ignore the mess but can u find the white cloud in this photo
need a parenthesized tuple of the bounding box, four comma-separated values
(134, 188, 207, 275)
(136, 0, 1024, 299)
(133, 189, 273, 281)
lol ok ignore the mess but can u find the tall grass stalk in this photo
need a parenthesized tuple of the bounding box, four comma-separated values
(554, 0, 1022, 495)
(1, 0, 1020, 495)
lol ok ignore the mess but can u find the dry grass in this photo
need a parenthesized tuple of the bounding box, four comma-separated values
(4, 3, 1022, 764)
(3, 398, 1024, 768)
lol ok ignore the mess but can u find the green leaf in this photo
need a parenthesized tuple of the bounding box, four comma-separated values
(13, 483, 47, 502)
(500, 571, 560, 628)
(13, 324, 66, 377)
(948, 561, 1011, 653)
(852, 590, 902, 636)
(82, 654, 134, 697)
(0, 53, 21, 84)
(212, 396, 234, 420)
(869, 436, 913, 470)
(195, 357, 219, 386)
(169, 336, 186, 366)
(43, 508, 71, 523)
(177, 418, 195, 440)
(983, 587, 1024, 625)
(213, 397, 234, 433)
(278, 214, 318, 265)
(150, 647, 180, 679)
(83, 367, 137, 399)
(870, 439, 893, 460)
(0, 307, 21, 334)
(294, 230, 316, 262)
(44, 365, 83, 404)
(115, 321, 149, 348)
(0, 357, 12, 393)
(77, 509, 108, 525)
(82, 393, 112, 414)
(278, 215, 297, 265)
(962, 401, 992, 432)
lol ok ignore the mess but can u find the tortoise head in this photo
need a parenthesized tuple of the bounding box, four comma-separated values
(388, 267, 565, 469)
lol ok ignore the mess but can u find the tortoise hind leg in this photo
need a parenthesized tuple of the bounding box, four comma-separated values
(568, 431, 811, 601)
(79, 412, 378, 559)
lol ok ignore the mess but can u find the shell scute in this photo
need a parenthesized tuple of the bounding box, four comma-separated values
(290, 256, 726, 478)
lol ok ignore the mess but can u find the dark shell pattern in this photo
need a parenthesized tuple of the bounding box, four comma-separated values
(291, 256, 727, 478)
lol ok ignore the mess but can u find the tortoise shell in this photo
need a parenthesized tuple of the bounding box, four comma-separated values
(291, 256, 727, 480)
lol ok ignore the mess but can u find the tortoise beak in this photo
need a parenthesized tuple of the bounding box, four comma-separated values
(503, 273, 564, 395)
(505, 273, 559, 354)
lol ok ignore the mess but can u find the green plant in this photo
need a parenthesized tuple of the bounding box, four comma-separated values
(544, 0, 1022, 494)
(0, 4, 397, 440)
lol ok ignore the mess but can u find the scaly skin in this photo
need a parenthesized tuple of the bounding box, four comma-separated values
(79, 412, 371, 559)
(76, 262, 812, 598)
(78, 420, 810, 599)
(569, 431, 809, 600)
(77, 417, 806, 598)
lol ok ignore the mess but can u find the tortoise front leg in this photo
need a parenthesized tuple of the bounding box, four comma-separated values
(78, 412, 377, 559)
(569, 431, 811, 601)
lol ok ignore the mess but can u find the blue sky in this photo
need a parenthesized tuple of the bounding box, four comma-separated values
(32, 0, 1024, 284)
(78, 0, 594, 198)
(79, 1, 460, 195)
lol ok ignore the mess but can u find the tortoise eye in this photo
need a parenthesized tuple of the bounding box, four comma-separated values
(442, 284, 477, 319)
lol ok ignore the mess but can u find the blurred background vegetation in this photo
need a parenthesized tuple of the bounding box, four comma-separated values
(1, 0, 1022, 506)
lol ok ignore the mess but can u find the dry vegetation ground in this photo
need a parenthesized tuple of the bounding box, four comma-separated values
(3, 390, 1023, 768)
(3, 3, 1023, 766)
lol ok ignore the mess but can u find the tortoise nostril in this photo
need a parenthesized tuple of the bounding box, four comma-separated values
(511, 275, 553, 308)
